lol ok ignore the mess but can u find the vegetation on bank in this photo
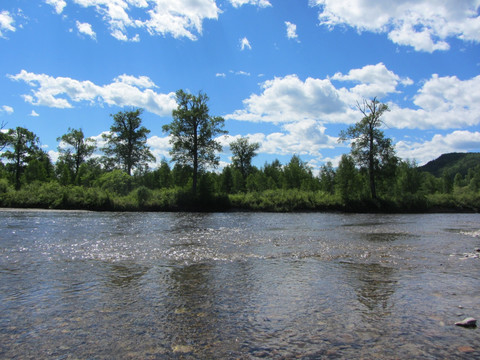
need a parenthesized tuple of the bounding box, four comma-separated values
(1, 94, 479, 213)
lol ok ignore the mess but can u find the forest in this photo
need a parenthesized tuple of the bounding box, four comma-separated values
(1, 93, 479, 213)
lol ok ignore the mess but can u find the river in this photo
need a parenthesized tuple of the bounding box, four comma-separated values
(0, 210, 479, 359)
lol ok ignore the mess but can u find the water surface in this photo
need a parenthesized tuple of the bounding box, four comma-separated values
(1, 210, 479, 359)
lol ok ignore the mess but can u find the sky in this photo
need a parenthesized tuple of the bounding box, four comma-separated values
(1, 0, 480, 173)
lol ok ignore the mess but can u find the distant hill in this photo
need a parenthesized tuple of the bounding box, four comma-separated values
(419, 152, 480, 177)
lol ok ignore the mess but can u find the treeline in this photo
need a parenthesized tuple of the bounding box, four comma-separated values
(0, 145, 479, 212)
(1, 95, 479, 212)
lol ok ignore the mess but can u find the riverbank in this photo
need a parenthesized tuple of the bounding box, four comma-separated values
(1, 183, 479, 213)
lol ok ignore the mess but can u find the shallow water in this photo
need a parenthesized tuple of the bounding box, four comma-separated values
(0, 210, 479, 359)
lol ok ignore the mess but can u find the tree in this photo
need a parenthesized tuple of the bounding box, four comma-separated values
(230, 137, 260, 179)
(283, 155, 313, 190)
(339, 97, 397, 199)
(0, 120, 8, 152)
(319, 162, 335, 194)
(102, 108, 154, 176)
(57, 128, 96, 178)
(336, 154, 361, 203)
(1, 127, 40, 189)
(163, 90, 227, 194)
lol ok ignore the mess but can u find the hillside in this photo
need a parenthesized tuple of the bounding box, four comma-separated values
(419, 152, 480, 177)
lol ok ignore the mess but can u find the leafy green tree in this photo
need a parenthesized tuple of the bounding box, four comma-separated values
(102, 108, 155, 176)
(156, 159, 172, 188)
(23, 150, 53, 184)
(163, 90, 227, 194)
(0, 120, 8, 152)
(336, 154, 361, 203)
(283, 155, 313, 190)
(469, 166, 480, 192)
(442, 171, 453, 194)
(319, 162, 335, 194)
(57, 128, 96, 178)
(339, 98, 397, 199)
(263, 159, 284, 189)
(230, 137, 260, 179)
(220, 166, 234, 193)
(2, 127, 40, 189)
(95, 169, 132, 196)
(395, 160, 422, 195)
(246, 171, 269, 192)
(172, 163, 192, 188)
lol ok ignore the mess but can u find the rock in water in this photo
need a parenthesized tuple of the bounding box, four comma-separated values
(455, 317, 477, 327)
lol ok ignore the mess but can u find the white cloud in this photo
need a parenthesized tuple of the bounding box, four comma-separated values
(30, 110, 40, 117)
(48, 150, 60, 163)
(76, 21, 96, 39)
(0, 10, 15, 38)
(331, 62, 412, 98)
(9, 70, 177, 116)
(45, 0, 67, 14)
(396, 131, 480, 165)
(1, 105, 14, 114)
(216, 73, 226, 78)
(67, 0, 220, 41)
(229, 0, 271, 8)
(226, 74, 351, 124)
(285, 21, 299, 41)
(240, 37, 251, 50)
(147, 135, 172, 161)
(235, 70, 250, 76)
(386, 74, 480, 129)
(227, 64, 480, 131)
(221, 120, 337, 161)
(311, 0, 480, 52)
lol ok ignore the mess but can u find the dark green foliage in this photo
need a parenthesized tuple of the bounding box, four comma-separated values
(1, 110, 479, 213)
(230, 137, 260, 180)
(102, 108, 155, 176)
(57, 128, 96, 178)
(419, 153, 480, 178)
(319, 162, 335, 194)
(1, 127, 41, 189)
(95, 169, 132, 196)
(335, 154, 363, 203)
(163, 90, 227, 194)
(339, 98, 397, 199)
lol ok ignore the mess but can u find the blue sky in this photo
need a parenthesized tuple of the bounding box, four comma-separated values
(1, 0, 480, 172)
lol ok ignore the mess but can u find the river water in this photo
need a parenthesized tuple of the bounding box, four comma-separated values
(0, 210, 479, 359)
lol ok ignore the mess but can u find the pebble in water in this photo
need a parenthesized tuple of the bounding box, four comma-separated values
(455, 317, 477, 327)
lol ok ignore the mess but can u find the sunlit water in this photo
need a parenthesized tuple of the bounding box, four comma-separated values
(1, 210, 479, 359)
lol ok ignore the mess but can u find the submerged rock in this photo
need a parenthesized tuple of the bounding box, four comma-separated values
(455, 317, 477, 327)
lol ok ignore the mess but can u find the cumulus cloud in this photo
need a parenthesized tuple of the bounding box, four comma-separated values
(285, 21, 299, 41)
(229, 0, 271, 7)
(8, 70, 177, 116)
(386, 74, 480, 129)
(0, 10, 15, 38)
(396, 131, 480, 165)
(76, 21, 96, 39)
(45, 0, 67, 14)
(331, 62, 412, 98)
(30, 110, 40, 117)
(52, 0, 220, 41)
(226, 74, 352, 124)
(1, 105, 14, 114)
(227, 63, 480, 131)
(147, 135, 172, 161)
(311, 0, 480, 52)
(240, 37, 251, 50)
(222, 120, 337, 159)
